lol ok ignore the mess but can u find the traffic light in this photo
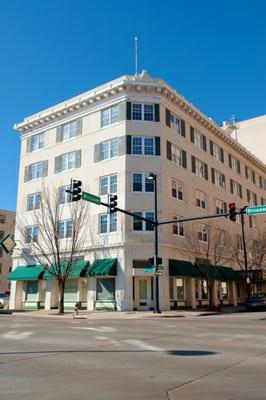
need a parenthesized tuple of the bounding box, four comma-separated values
(109, 194, 118, 214)
(66, 180, 82, 202)
(229, 202, 236, 222)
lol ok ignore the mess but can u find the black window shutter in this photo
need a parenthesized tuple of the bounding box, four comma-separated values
(211, 168, 215, 184)
(259, 176, 263, 188)
(165, 109, 170, 127)
(210, 140, 214, 156)
(245, 166, 248, 179)
(220, 148, 224, 163)
(202, 135, 207, 151)
(252, 171, 256, 184)
(154, 104, 160, 122)
(261, 197, 264, 205)
(228, 154, 232, 168)
(247, 189, 250, 202)
(155, 137, 161, 155)
(230, 179, 233, 194)
(182, 150, 187, 169)
(190, 127, 195, 143)
(222, 174, 226, 188)
(191, 156, 196, 173)
(237, 160, 241, 174)
(254, 193, 257, 205)
(204, 163, 208, 180)
(126, 102, 132, 120)
(166, 141, 172, 160)
(126, 135, 132, 154)
(181, 120, 186, 137)
(239, 185, 242, 199)
(94, 144, 101, 163)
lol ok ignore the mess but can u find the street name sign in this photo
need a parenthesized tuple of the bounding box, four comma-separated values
(246, 205, 266, 215)
(82, 191, 101, 205)
(144, 267, 155, 273)
(0, 234, 16, 254)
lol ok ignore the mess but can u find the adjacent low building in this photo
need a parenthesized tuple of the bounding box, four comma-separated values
(9, 71, 266, 311)
(0, 209, 15, 294)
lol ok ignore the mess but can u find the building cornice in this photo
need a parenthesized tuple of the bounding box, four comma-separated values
(14, 73, 266, 173)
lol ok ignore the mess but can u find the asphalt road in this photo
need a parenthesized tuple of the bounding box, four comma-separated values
(0, 312, 265, 400)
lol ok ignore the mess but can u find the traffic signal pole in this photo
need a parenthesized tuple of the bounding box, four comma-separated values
(240, 206, 250, 299)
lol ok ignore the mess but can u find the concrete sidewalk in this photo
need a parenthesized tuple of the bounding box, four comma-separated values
(10, 306, 246, 320)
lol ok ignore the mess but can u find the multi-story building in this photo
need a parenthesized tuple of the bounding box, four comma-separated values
(0, 209, 15, 293)
(9, 71, 266, 311)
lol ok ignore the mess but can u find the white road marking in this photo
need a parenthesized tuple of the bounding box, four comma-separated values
(71, 326, 116, 332)
(126, 339, 163, 352)
(1, 330, 34, 340)
(95, 336, 109, 340)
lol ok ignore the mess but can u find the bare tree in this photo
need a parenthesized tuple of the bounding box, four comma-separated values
(17, 186, 89, 314)
(180, 223, 231, 308)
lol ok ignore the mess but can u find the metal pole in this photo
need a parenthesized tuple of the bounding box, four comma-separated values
(240, 208, 250, 299)
(153, 175, 161, 313)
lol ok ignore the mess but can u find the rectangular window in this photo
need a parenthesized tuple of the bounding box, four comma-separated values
(132, 103, 154, 121)
(100, 139, 119, 160)
(216, 199, 227, 214)
(212, 168, 226, 189)
(196, 190, 206, 209)
(27, 161, 48, 181)
(230, 179, 242, 198)
(132, 173, 154, 193)
(247, 190, 257, 206)
(99, 174, 118, 195)
(58, 220, 73, 239)
(170, 144, 186, 168)
(194, 158, 208, 179)
(211, 142, 224, 162)
(198, 224, 208, 242)
(171, 179, 183, 200)
(195, 131, 206, 151)
(58, 185, 72, 205)
(25, 226, 39, 243)
(133, 212, 154, 232)
(55, 150, 81, 173)
(176, 278, 185, 300)
(245, 166, 256, 184)
(169, 112, 182, 135)
(27, 193, 41, 211)
(132, 137, 155, 155)
(229, 154, 241, 174)
(101, 105, 119, 127)
(61, 120, 80, 141)
(99, 213, 117, 233)
(173, 216, 184, 237)
(28, 133, 44, 152)
(0, 215, 6, 224)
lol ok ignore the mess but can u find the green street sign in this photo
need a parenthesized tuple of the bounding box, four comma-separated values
(246, 206, 266, 215)
(0, 234, 16, 254)
(82, 191, 101, 205)
(144, 267, 155, 273)
(158, 265, 164, 271)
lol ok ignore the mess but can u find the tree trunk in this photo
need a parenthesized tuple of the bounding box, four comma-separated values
(58, 278, 65, 314)
(208, 279, 215, 310)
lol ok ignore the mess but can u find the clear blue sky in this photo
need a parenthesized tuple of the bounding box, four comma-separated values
(1, 0, 265, 211)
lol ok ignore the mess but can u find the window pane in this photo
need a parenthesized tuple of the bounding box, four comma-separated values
(109, 213, 117, 232)
(100, 214, 108, 233)
(110, 139, 118, 158)
(62, 124, 70, 141)
(144, 138, 154, 155)
(145, 176, 154, 192)
(101, 142, 109, 160)
(101, 109, 110, 127)
(132, 137, 142, 154)
(145, 212, 154, 231)
(100, 177, 109, 195)
(133, 212, 143, 231)
(66, 221, 72, 238)
(133, 174, 142, 191)
(132, 104, 142, 120)
(144, 104, 154, 121)
(111, 106, 119, 124)
(110, 175, 117, 193)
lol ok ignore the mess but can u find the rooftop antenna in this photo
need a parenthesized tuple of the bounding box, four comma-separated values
(230, 113, 238, 141)
(134, 37, 138, 76)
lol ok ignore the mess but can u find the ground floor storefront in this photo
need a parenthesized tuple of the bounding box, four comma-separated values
(8, 258, 254, 312)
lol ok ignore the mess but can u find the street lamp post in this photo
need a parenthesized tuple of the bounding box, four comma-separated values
(147, 173, 161, 313)
(240, 206, 250, 299)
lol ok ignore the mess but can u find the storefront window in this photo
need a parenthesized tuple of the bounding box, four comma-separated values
(25, 281, 38, 301)
(97, 278, 115, 300)
(201, 280, 208, 299)
(176, 278, 185, 300)
(221, 282, 228, 299)
(169, 278, 174, 299)
(64, 279, 78, 301)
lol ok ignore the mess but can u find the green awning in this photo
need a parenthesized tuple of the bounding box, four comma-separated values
(217, 266, 240, 281)
(44, 260, 89, 280)
(169, 259, 202, 278)
(87, 258, 117, 277)
(8, 265, 45, 281)
(195, 263, 224, 280)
